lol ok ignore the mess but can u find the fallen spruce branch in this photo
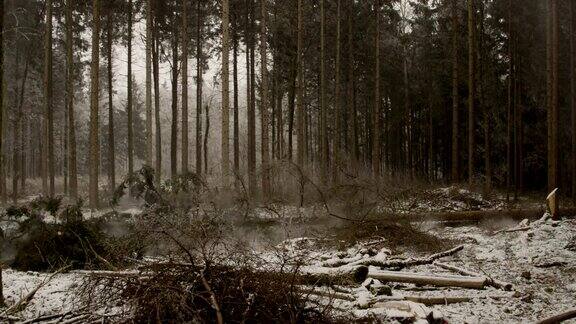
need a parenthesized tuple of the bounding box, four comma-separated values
(368, 269, 487, 289)
(534, 308, 576, 324)
(354, 245, 464, 269)
(433, 262, 513, 291)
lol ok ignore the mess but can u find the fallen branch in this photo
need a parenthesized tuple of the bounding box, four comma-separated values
(493, 226, 532, 235)
(434, 262, 512, 291)
(298, 287, 356, 302)
(534, 308, 576, 324)
(357, 245, 464, 269)
(369, 270, 487, 289)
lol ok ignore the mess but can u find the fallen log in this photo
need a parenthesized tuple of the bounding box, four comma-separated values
(357, 245, 464, 269)
(395, 207, 576, 224)
(299, 265, 369, 286)
(298, 287, 356, 302)
(433, 262, 512, 291)
(369, 270, 487, 289)
(534, 308, 576, 324)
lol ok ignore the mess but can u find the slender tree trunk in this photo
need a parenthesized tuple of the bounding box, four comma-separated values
(348, 0, 357, 171)
(507, 0, 514, 201)
(549, 0, 559, 193)
(467, 0, 475, 187)
(288, 56, 297, 160)
(373, 0, 380, 178)
(170, 30, 179, 180)
(0, 0, 4, 304)
(153, 19, 162, 185)
(45, 0, 54, 196)
(196, 0, 203, 175)
(233, 24, 239, 180)
(248, 0, 256, 197)
(89, 0, 101, 209)
(320, 0, 328, 183)
(107, 10, 116, 190)
(145, 0, 153, 167)
(451, 0, 459, 183)
(181, 0, 189, 173)
(204, 102, 209, 173)
(479, 0, 491, 194)
(66, 0, 77, 199)
(333, 0, 341, 184)
(261, 0, 271, 199)
(572, 0, 576, 203)
(127, 0, 134, 180)
(296, 0, 304, 168)
(221, 0, 230, 184)
(13, 51, 30, 203)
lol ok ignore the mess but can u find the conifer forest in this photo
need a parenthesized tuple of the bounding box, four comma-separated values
(0, 0, 576, 323)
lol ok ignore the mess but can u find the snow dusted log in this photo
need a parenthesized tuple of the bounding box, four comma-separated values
(358, 245, 464, 269)
(434, 262, 512, 291)
(398, 207, 576, 224)
(298, 287, 356, 301)
(535, 308, 576, 324)
(299, 265, 369, 285)
(369, 270, 487, 289)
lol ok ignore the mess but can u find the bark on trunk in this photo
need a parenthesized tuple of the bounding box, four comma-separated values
(221, 0, 230, 184)
(66, 0, 78, 199)
(89, 0, 101, 208)
(181, 0, 189, 174)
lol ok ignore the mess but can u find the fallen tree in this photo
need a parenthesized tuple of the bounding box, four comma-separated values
(434, 262, 512, 291)
(368, 270, 487, 289)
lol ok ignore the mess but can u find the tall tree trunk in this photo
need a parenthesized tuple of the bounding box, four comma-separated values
(153, 19, 162, 185)
(333, 0, 341, 184)
(107, 9, 116, 190)
(204, 102, 209, 173)
(170, 29, 179, 180)
(373, 0, 380, 178)
(145, 0, 153, 167)
(467, 0, 475, 187)
(549, 0, 559, 193)
(66, 0, 77, 199)
(451, 0, 459, 182)
(296, 0, 304, 168)
(89, 0, 101, 209)
(261, 0, 271, 199)
(196, 0, 203, 175)
(348, 0, 357, 171)
(0, 0, 3, 303)
(233, 23, 239, 180)
(572, 0, 576, 203)
(13, 51, 30, 203)
(320, 0, 328, 183)
(507, 0, 514, 201)
(127, 0, 134, 179)
(478, 0, 491, 194)
(248, 0, 256, 197)
(45, 0, 54, 196)
(181, 0, 189, 173)
(221, 0, 230, 184)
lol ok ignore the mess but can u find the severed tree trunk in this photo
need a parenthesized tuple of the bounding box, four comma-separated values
(373, 0, 380, 178)
(196, 0, 203, 175)
(145, 0, 153, 167)
(260, 0, 271, 199)
(89, 0, 101, 209)
(106, 9, 116, 191)
(221, 0, 230, 184)
(127, 0, 134, 180)
(451, 0, 459, 183)
(181, 0, 189, 174)
(66, 0, 78, 199)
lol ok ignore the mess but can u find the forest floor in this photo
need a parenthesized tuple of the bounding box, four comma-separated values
(2, 186, 576, 323)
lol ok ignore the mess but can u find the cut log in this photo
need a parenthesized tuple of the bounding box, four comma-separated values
(434, 262, 512, 291)
(535, 308, 576, 324)
(299, 265, 369, 286)
(298, 287, 356, 301)
(371, 293, 514, 306)
(369, 270, 487, 289)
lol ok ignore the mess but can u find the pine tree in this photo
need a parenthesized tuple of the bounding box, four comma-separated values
(89, 0, 102, 208)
